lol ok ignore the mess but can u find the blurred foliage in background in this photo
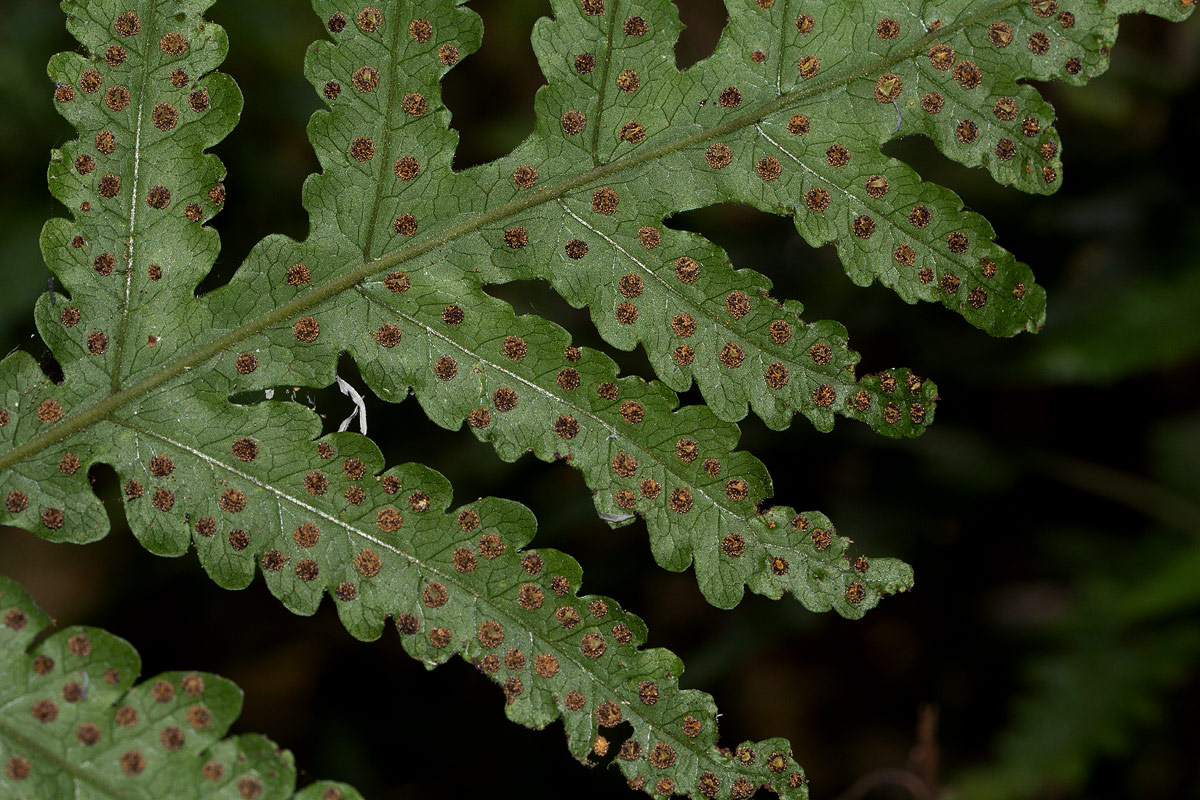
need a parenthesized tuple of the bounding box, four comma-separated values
(2, 1, 1198, 798)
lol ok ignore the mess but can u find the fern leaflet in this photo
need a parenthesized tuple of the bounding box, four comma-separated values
(0, 576, 362, 800)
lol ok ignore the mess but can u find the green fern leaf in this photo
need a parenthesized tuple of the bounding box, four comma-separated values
(250, 0, 941, 435)
(1, 5, 819, 794)
(338, 274, 914, 612)
(1, 0, 918, 615)
(0, 576, 361, 800)
(212, 0, 924, 610)
(0, 0, 1194, 797)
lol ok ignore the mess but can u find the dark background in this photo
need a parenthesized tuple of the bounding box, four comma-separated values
(2, 2, 1199, 798)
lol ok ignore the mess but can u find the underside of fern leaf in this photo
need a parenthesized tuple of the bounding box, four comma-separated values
(0, 0, 1193, 797)
(0, 576, 361, 800)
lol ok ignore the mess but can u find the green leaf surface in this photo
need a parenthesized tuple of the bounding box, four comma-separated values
(1, 347, 821, 797)
(0, 576, 361, 800)
(0, 0, 924, 616)
(3, 0, 1188, 606)
(253, 0, 942, 435)
(0, 1, 1195, 796)
(0, 7, 846, 793)
(340, 275, 914, 612)
(204, 0, 920, 609)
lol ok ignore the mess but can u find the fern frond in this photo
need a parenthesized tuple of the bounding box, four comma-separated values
(256, 0, 941, 434)
(348, 274, 914, 612)
(0, 0, 1195, 796)
(0, 3, 821, 795)
(0, 576, 361, 800)
(7, 0, 1188, 586)
(489, 0, 947, 430)
(4, 340, 817, 798)
(504, 0, 1087, 348)
(12, 392, 820, 798)
(209, 0, 915, 612)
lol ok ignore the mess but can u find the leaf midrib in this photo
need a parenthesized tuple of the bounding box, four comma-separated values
(360, 9, 407, 261)
(588, 7, 619, 168)
(107, 0, 157, 394)
(0, 0, 1019, 474)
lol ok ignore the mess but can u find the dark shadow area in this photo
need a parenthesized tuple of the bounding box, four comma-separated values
(487, 278, 661, 381)
(0, 1, 76, 350)
(485, 279, 596, 341)
(442, 1, 548, 170)
(588, 720, 633, 768)
(675, 0, 726, 69)
(196, 4, 324, 294)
